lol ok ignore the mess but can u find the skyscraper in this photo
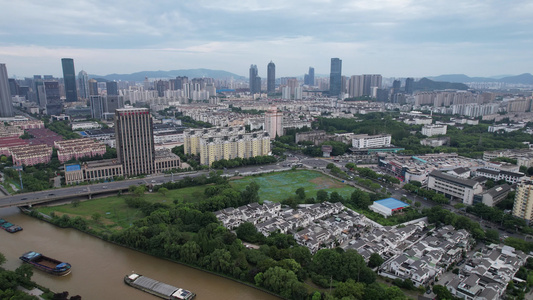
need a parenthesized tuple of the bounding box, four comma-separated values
(88, 79, 98, 96)
(348, 75, 364, 98)
(78, 70, 89, 100)
(392, 80, 401, 94)
(44, 81, 62, 115)
(308, 67, 315, 86)
(0, 64, 14, 117)
(249, 64, 259, 94)
(61, 58, 78, 102)
(115, 107, 155, 176)
(264, 106, 283, 139)
(267, 61, 275, 94)
(405, 78, 414, 94)
(329, 58, 342, 97)
(362, 74, 373, 96)
(90, 95, 104, 119)
(33, 75, 44, 105)
(106, 81, 118, 96)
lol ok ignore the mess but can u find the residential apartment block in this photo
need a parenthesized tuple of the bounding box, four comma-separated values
(184, 126, 270, 166)
(512, 181, 533, 223)
(55, 138, 107, 163)
(10, 144, 53, 166)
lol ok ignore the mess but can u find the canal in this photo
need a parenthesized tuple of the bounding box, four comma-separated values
(0, 207, 279, 300)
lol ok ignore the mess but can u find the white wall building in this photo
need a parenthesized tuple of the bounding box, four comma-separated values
(264, 106, 283, 139)
(352, 134, 391, 149)
(422, 124, 447, 137)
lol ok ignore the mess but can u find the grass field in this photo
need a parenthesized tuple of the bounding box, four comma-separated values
(230, 170, 355, 202)
(35, 170, 356, 232)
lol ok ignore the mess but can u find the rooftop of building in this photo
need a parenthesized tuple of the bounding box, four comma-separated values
(374, 198, 410, 210)
(429, 170, 479, 188)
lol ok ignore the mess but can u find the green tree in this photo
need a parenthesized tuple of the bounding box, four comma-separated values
(334, 279, 365, 299)
(316, 190, 329, 202)
(180, 241, 201, 264)
(368, 253, 384, 268)
(295, 187, 306, 200)
(158, 187, 169, 197)
(236, 222, 263, 243)
(433, 285, 453, 300)
(485, 229, 499, 242)
(256, 266, 301, 299)
(345, 163, 356, 170)
(14, 264, 33, 287)
(91, 212, 102, 223)
(351, 189, 371, 209)
(134, 185, 146, 197)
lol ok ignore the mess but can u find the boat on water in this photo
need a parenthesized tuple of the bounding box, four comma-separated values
(0, 218, 23, 233)
(19, 251, 71, 276)
(124, 273, 195, 300)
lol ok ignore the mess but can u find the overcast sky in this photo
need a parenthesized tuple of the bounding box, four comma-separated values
(1, 0, 532, 79)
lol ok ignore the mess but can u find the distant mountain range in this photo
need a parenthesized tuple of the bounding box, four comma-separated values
(89, 68, 246, 82)
(428, 73, 533, 85)
(89, 69, 533, 86)
(414, 78, 469, 91)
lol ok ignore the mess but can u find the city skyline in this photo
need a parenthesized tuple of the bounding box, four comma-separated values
(1, 1, 532, 78)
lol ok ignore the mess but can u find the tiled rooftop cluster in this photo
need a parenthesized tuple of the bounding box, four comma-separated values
(381, 225, 472, 287)
(216, 202, 347, 251)
(448, 244, 529, 300)
(215, 202, 282, 230)
(26, 128, 63, 147)
(217, 202, 443, 258)
(342, 222, 427, 261)
(295, 209, 369, 253)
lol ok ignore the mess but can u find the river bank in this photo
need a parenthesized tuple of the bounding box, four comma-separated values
(0, 206, 280, 300)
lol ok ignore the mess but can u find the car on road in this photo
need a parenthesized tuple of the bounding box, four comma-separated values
(48, 193, 54, 196)
(102, 186, 107, 189)
(21, 198, 27, 200)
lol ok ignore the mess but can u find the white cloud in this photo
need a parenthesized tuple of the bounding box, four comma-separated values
(0, 0, 532, 77)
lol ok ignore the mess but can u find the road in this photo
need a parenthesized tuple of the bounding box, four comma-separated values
(0, 153, 527, 241)
(0, 163, 291, 208)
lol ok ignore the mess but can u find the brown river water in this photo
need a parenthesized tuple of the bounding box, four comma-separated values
(0, 207, 279, 300)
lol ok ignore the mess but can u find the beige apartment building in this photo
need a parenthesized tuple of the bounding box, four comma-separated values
(184, 126, 270, 166)
(513, 181, 533, 224)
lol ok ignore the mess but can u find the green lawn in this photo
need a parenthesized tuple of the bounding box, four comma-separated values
(230, 170, 355, 202)
(37, 196, 142, 232)
(34, 170, 356, 233)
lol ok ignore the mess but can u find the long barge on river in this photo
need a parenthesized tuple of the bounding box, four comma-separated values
(19, 251, 72, 276)
(124, 273, 195, 300)
(0, 218, 22, 233)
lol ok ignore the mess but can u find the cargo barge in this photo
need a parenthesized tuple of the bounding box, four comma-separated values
(0, 218, 23, 233)
(19, 251, 72, 276)
(124, 273, 195, 300)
